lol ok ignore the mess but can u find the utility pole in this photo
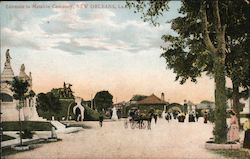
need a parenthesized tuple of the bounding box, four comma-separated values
(91, 94, 93, 109)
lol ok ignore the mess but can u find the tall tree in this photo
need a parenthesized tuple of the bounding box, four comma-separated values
(10, 76, 29, 146)
(93, 91, 113, 112)
(127, 0, 249, 143)
(36, 92, 62, 119)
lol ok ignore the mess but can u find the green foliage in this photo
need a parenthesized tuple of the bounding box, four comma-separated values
(22, 129, 33, 139)
(36, 92, 62, 119)
(128, 0, 249, 143)
(2, 134, 15, 141)
(214, 150, 250, 159)
(93, 91, 113, 112)
(28, 90, 36, 98)
(130, 95, 147, 101)
(37, 98, 72, 120)
(9, 76, 29, 102)
(200, 100, 214, 105)
(208, 108, 215, 123)
(126, 0, 171, 26)
(9, 76, 30, 146)
(2, 121, 53, 131)
(82, 105, 100, 121)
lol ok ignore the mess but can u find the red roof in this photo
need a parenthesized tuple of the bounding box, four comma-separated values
(137, 94, 166, 105)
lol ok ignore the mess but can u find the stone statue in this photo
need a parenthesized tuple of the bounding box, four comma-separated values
(20, 64, 25, 72)
(6, 49, 11, 63)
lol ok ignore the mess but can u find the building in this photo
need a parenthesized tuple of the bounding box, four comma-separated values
(137, 93, 167, 111)
(0, 49, 43, 121)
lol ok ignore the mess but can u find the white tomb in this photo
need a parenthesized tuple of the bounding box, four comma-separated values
(111, 107, 118, 120)
(0, 49, 44, 121)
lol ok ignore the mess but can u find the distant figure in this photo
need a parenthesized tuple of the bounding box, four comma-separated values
(169, 113, 172, 120)
(227, 110, 240, 142)
(178, 113, 185, 122)
(188, 113, 195, 122)
(203, 111, 208, 123)
(154, 114, 158, 124)
(147, 113, 153, 130)
(195, 112, 199, 122)
(165, 113, 170, 122)
(99, 114, 104, 127)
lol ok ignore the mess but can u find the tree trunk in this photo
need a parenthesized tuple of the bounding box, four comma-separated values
(18, 102, 23, 146)
(232, 78, 241, 128)
(213, 55, 228, 143)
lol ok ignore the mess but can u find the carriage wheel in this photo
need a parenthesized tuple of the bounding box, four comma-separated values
(136, 121, 140, 129)
(141, 121, 147, 129)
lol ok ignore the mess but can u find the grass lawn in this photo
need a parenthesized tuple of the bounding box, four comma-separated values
(214, 149, 250, 159)
(2, 134, 15, 141)
(2, 121, 53, 131)
(1, 138, 62, 157)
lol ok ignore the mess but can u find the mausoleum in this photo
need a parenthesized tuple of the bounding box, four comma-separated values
(0, 49, 43, 121)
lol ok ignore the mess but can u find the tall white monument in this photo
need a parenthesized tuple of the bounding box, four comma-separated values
(0, 49, 44, 121)
(73, 97, 85, 121)
(111, 106, 118, 121)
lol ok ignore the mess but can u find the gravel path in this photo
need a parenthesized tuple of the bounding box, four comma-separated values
(5, 119, 226, 159)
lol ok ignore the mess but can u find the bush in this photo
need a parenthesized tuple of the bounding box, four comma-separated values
(83, 105, 100, 121)
(22, 129, 33, 139)
(2, 121, 53, 131)
(2, 134, 15, 141)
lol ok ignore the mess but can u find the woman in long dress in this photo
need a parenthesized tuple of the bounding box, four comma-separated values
(227, 111, 240, 142)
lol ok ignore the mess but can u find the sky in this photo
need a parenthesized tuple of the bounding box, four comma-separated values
(1, 1, 217, 104)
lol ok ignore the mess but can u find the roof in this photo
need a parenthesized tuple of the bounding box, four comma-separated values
(137, 94, 166, 105)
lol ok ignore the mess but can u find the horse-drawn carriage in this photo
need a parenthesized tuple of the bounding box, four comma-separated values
(125, 108, 153, 129)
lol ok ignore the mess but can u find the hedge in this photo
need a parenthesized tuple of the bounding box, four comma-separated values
(2, 121, 53, 131)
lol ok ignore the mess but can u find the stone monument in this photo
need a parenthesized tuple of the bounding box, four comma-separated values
(111, 106, 118, 120)
(73, 97, 85, 121)
(0, 49, 44, 121)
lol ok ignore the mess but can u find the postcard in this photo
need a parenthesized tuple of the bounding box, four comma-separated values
(1, 1, 249, 159)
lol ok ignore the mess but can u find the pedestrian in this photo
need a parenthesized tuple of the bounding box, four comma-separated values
(169, 112, 172, 120)
(99, 114, 104, 127)
(147, 113, 153, 130)
(195, 112, 199, 122)
(165, 113, 170, 122)
(154, 114, 157, 124)
(203, 111, 208, 123)
(227, 110, 240, 142)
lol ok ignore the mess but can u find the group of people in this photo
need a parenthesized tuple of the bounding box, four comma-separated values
(98, 108, 241, 144)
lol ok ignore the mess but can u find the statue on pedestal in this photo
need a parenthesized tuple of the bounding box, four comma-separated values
(5, 49, 11, 64)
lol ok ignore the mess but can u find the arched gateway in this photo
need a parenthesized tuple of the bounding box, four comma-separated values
(166, 103, 183, 113)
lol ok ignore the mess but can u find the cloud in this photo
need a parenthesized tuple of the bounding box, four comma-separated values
(2, 1, 175, 55)
(2, 28, 42, 50)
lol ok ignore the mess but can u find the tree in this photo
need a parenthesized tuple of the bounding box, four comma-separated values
(162, 1, 249, 128)
(93, 91, 113, 112)
(36, 92, 62, 119)
(127, 0, 249, 143)
(130, 95, 147, 102)
(10, 76, 29, 146)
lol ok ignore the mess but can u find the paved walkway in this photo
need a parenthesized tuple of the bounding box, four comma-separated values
(4, 119, 227, 159)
